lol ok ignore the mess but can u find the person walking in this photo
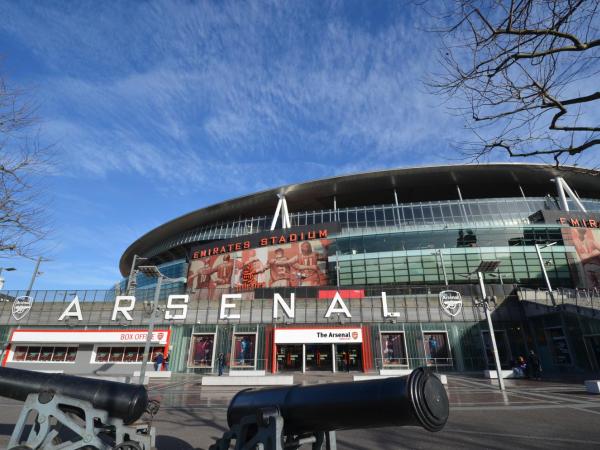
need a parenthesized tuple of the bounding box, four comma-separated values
(153, 351, 164, 371)
(164, 352, 170, 371)
(218, 352, 225, 376)
(528, 350, 542, 380)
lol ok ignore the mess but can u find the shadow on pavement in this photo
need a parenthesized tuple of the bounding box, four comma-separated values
(0, 423, 15, 436)
(156, 434, 203, 450)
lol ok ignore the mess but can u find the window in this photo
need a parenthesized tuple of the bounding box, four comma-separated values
(39, 348, 54, 362)
(25, 347, 41, 361)
(52, 347, 68, 362)
(95, 347, 110, 363)
(12, 346, 28, 362)
(109, 347, 125, 362)
(124, 347, 139, 362)
(10, 345, 78, 363)
(93, 346, 164, 364)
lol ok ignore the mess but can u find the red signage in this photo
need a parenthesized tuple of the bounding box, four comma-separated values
(559, 217, 599, 228)
(318, 290, 365, 299)
(191, 224, 338, 259)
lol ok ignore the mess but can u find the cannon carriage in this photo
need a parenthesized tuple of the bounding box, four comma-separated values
(0, 367, 158, 450)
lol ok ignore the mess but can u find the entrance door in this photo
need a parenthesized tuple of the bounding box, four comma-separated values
(584, 335, 600, 371)
(336, 344, 362, 372)
(305, 344, 332, 371)
(481, 330, 512, 369)
(276, 345, 303, 372)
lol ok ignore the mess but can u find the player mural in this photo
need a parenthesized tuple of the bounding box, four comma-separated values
(563, 228, 600, 289)
(187, 237, 331, 300)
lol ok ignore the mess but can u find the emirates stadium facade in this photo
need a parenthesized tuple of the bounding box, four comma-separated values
(2, 163, 600, 378)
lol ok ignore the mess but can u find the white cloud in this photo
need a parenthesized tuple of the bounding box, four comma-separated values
(0, 0, 472, 198)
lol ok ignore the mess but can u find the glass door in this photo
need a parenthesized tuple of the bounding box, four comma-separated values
(336, 344, 362, 372)
(305, 344, 332, 371)
(276, 345, 303, 372)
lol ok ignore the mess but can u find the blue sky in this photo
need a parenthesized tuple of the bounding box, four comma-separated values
(0, 1, 597, 290)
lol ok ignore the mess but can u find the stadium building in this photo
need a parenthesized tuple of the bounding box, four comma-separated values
(1, 163, 600, 379)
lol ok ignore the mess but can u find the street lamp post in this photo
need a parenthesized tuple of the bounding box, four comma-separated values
(26, 257, 45, 295)
(136, 265, 176, 385)
(126, 255, 148, 295)
(0, 267, 16, 290)
(433, 250, 449, 286)
(534, 242, 557, 307)
(475, 261, 505, 391)
(488, 272, 504, 286)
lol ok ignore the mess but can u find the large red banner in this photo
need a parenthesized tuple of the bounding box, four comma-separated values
(563, 228, 600, 289)
(187, 239, 331, 300)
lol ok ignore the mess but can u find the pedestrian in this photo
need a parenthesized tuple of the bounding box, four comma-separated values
(164, 352, 170, 371)
(218, 352, 225, 376)
(340, 352, 347, 372)
(154, 351, 164, 371)
(512, 356, 526, 378)
(345, 351, 350, 373)
(528, 350, 542, 380)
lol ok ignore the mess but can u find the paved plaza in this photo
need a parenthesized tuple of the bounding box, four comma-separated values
(0, 374, 599, 449)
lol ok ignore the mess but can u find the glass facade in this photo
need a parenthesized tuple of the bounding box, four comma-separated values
(143, 196, 600, 259)
(330, 226, 575, 287)
(122, 225, 577, 290)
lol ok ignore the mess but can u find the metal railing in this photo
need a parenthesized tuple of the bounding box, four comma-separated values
(517, 287, 600, 315)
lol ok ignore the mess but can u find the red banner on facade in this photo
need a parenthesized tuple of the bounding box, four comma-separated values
(318, 289, 365, 299)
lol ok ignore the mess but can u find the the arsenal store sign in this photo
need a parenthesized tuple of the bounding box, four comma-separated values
(274, 328, 363, 344)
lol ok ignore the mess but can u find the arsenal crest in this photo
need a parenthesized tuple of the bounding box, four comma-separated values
(439, 290, 462, 317)
(12, 296, 33, 321)
(351, 331, 359, 340)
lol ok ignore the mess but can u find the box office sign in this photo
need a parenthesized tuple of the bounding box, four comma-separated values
(275, 328, 363, 344)
(10, 329, 170, 345)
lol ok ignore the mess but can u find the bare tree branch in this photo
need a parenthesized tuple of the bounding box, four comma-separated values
(428, 0, 600, 165)
(0, 71, 50, 258)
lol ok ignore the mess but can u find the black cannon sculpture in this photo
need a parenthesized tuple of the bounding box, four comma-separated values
(0, 366, 159, 450)
(211, 367, 449, 450)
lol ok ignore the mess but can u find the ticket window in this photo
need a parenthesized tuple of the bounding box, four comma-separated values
(305, 344, 332, 371)
(335, 344, 362, 372)
(276, 345, 302, 372)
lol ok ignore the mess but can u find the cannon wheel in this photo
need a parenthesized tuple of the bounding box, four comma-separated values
(112, 442, 142, 450)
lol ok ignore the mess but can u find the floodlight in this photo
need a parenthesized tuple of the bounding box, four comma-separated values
(137, 265, 162, 278)
(475, 260, 501, 273)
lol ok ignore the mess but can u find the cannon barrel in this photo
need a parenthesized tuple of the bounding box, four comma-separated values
(0, 367, 148, 424)
(228, 368, 448, 434)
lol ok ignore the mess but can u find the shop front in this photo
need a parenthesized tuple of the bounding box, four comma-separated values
(2, 328, 171, 376)
(272, 327, 366, 373)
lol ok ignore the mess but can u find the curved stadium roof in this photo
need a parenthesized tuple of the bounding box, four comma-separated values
(120, 163, 600, 275)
